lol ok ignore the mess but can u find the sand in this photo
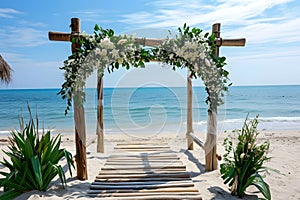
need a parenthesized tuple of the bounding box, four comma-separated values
(0, 130, 299, 200)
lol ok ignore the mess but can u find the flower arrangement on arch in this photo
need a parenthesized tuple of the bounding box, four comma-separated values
(58, 23, 230, 114)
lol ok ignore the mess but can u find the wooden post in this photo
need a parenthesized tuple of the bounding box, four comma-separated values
(71, 18, 88, 180)
(205, 23, 221, 171)
(97, 72, 104, 153)
(186, 70, 194, 150)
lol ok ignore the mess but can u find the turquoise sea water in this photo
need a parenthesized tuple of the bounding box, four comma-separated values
(0, 85, 300, 136)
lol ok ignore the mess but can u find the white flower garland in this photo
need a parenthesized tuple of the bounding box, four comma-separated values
(59, 24, 229, 114)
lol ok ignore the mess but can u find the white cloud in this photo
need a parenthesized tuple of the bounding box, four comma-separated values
(72, 10, 113, 23)
(0, 26, 47, 47)
(121, 0, 299, 44)
(224, 18, 300, 44)
(0, 8, 21, 18)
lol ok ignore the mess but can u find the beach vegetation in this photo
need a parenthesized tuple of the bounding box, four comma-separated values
(0, 106, 75, 199)
(220, 115, 272, 200)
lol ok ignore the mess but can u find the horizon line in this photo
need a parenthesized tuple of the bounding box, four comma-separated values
(1, 84, 300, 90)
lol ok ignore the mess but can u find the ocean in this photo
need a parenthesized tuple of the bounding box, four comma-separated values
(0, 85, 300, 136)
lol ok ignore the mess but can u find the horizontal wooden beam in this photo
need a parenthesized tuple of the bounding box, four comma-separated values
(216, 38, 246, 47)
(188, 132, 205, 150)
(48, 32, 71, 41)
(48, 32, 245, 47)
(134, 38, 164, 46)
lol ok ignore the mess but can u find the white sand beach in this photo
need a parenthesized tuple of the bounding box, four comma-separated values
(0, 130, 299, 200)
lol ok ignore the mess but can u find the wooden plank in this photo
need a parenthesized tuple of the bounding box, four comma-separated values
(88, 187, 199, 193)
(94, 177, 190, 182)
(114, 148, 170, 151)
(216, 38, 246, 46)
(105, 161, 183, 165)
(101, 166, 186, 171)
(99, 169, 186, 174)
(88, 192, 200, 197)
(91, 180, 193, 186)
(96, 172, 190, 179)
(189, 132, 205, 150)
(110, 153, 179, 157)
(116, 142, 168, 145)
(134, 38, 164, 47)
(99, 169, 185, 173)
(90, 182, 194, 189)
(87, 194, 202, 200)
(48, 31, 71, 41)
(116, 144, 169, 148)
(106, 158, 180, 162)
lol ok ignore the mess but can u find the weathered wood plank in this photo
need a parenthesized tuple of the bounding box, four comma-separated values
(189, 132, 205, 150)
(96, 172, 190, 179)
(91, 180, 193, 186)
(87, 194, 202, 200)
(88, 192, 200, 197)
(90, 182, 194, 189)
(115, 145, 170, 148)
(105, 161, 183, 165)
(94, 177, 190, 182)
(88, 187, 199, 193)
(101, 166, 186, 171)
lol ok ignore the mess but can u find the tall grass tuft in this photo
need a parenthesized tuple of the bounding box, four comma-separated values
(0, 105, 75, 199)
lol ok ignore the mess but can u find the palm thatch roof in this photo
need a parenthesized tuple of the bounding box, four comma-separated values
(0, 54, 12, 83)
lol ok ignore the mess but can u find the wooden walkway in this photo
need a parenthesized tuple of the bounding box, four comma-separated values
(88, 142, 202, 199)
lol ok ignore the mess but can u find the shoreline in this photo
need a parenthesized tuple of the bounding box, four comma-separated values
(0, 130, 299, 199)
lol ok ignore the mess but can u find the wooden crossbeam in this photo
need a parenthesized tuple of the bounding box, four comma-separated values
(49, 31, 245, 47)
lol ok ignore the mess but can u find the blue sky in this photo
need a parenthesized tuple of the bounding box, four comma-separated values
(0, 0, 300, 89)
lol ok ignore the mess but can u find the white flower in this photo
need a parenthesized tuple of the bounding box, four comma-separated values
(205, 58, 211, 67)
(111, 49, 119, 58)
(100, 37, 114, 49)
(67, 59, 75, 65)
(240, 153, 245, 160)
(193, 63, 198, 72)
(117, 57, 123, 64)
(95, 48, 101, 55)
(199, 52, 205, 60)
(100, 49, 107, 57)
(117, 39, 127, 45)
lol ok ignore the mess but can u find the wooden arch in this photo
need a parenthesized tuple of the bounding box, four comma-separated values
(49, 18, 246, 180)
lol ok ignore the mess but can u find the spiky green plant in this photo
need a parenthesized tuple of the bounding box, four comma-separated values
(0, 106, 75, 199)
(220, 115, 272, 200)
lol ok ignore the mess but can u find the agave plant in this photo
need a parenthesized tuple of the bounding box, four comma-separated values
(0, 106, 74, 199)
(220, 115, 272, 200)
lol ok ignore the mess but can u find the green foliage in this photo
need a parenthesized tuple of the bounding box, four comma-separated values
(220, 115, 272, 199)
(0, 106, 75, 199)
(58, 23, 230, 114)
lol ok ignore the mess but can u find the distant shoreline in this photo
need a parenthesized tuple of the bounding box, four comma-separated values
(1, 84, 300, 90)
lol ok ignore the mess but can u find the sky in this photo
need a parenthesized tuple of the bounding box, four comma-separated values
(0, 0, 300, 89)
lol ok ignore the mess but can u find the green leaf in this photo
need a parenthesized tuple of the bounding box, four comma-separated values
(94, 24, 100, 31)
(31, 156, 43, 190)
(252, 174, 271, 200)
(0, 189, 22, 200)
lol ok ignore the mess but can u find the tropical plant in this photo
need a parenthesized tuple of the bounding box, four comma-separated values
(0, 106, 74, 199)
(220, 115, 272, 200)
